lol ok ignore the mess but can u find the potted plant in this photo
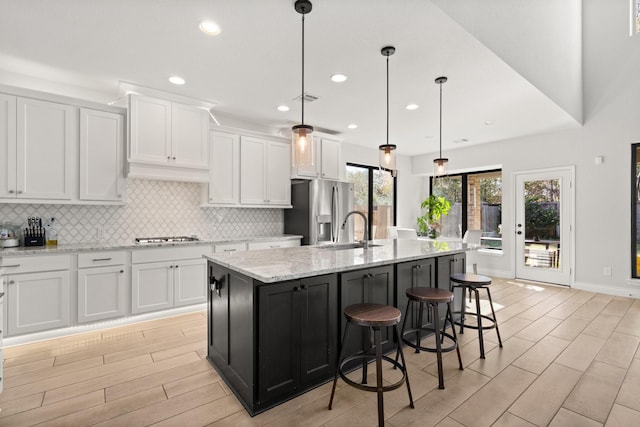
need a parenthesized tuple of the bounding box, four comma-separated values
(417, 195, 451, 238)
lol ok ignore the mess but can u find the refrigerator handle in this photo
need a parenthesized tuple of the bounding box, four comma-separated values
(331, 185, 340, 243)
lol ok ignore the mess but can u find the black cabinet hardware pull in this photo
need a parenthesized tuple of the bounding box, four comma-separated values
(92, 258, 112, 262)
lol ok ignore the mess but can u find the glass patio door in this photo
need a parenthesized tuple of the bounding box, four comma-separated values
(515, 167, 574, 285)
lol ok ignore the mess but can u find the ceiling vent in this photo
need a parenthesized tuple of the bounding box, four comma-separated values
(293, 93, 319, 103)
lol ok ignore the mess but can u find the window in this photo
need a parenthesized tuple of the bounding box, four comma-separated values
(632, 144, 640, 278)
(346, 163, 396, 241)
(431, 170, 502, 250)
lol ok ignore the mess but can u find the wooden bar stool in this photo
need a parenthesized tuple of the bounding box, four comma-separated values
(450, 273, 503, 359)
(328, 303, 414, 427)
(397, 287, 463, 389)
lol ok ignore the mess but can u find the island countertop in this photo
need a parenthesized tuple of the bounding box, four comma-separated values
(203, 239, 467, 283)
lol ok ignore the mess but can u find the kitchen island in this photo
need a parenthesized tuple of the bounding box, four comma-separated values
(204, 239, 467, 415)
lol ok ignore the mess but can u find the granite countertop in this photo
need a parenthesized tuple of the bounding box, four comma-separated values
(204, 239, 467, 283)
(0, 234, 303, 257)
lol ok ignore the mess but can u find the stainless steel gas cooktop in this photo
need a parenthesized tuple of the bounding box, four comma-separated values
(135, 236, 199, 244)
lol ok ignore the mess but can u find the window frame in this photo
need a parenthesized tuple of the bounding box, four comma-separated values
(631, 143, 639, 278)
(430, 168, 503, 251)
(346, 162, 397, 239)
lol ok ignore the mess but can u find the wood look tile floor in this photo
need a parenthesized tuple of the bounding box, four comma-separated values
(2, 277, 640, 426)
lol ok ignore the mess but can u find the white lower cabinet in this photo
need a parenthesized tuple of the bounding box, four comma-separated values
(78, 265, 127, 323)
(7, 270, 70, 336)
(131, 246, 207, 314)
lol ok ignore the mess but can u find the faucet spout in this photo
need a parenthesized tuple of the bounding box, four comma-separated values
(342, 211, 369, 249)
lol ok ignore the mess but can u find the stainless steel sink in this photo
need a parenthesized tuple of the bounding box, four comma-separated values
(318, 242, 382, 250)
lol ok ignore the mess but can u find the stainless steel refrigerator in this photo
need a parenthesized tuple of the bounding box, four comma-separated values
(285, 179, 354, 246)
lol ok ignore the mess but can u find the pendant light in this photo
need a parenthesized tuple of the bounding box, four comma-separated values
(291, 0, 314, 167)
(378, 46, 397, 176)
(433, 76, 448, 177)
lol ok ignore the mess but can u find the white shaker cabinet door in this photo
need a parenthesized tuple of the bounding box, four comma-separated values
(0, 93, 17, 198)
(171, 102, 209, 169)
(265, 140, 291, 205)
(78, 265, 127, 323)
(16, 97, 75, 200)
(79, 108, 124, 201)
(208, 131, 240, 204)
(320, 138, 342, 180)
(129, 95, 172, 164)
(131, 262, 174, 314)
(7, 270, 70, 336)
(173, 258, 206, 307)
(240, 136, 267, 205)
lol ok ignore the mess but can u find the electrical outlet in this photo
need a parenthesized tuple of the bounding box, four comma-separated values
(95, 226, 104, 241)
(603, 266, 612, 276)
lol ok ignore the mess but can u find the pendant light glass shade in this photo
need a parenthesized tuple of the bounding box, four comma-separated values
(433, 76, 449, 177)
(292, 124, 314, 166)
(291, 0, 314, 168)
(379, 46, 396, 174)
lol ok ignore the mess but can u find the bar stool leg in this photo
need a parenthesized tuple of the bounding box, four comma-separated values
(474, 287, 485, 359)
(432, 302, 444, 389)
(374, 327, 384, 427)
(362, 328, 370, 384)
(459, 286, 467, 334)
(395, 299, 412, 368)
(415, 302, 425, 353)
(394, 324, 414, 409)
(485, 287, 503, 348)
(328, 321, 350, 410)
(447, 301, 464, 371)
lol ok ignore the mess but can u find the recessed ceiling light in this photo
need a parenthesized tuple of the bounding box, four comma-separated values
(484, 120, 495, 125)
(331, 74, 348, 83)
(347, 124, 358, 129)
(199, 20, 221, 36)
(277, 105, 290, 112)
(168, 76, 185, 85)
(406, 104, 419, 110)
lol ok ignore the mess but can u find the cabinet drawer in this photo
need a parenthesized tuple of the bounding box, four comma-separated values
(214, 242, 247, 253)
(247, 240, 300, 250)
(78, 251, 126, 268)
(1, 254, 70, 274)
(132, 245, 210, 264)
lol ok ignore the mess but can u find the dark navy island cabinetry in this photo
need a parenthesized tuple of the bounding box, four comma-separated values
(204, 239, 468, 415)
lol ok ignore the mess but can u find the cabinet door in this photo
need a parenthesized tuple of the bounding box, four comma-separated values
(131, 261, 174, 314)
(7, 270, 70, 335)
(0, 93, 17, 198)
(16, 97, 74, 200)
(320, 138, 342, 180)
(129, 95, 171, 164)
(77, 265, 127, 323)
(208, 131, 239, 204)
(300, 274, 337, 386)
(240, 136, 266, 204)
(258, 280, 301, 406)
(79, 108, 124, 201)
(437, 253, 466, 318)
(171, 102, 209, 169)
(396, 258, 436, 332)
(265, 140, 291, 205)
(174, 258, 206, 306)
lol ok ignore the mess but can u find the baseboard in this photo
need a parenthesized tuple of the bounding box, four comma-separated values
(572, 281, 640, 299)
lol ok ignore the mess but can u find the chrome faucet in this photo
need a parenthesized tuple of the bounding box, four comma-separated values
(342, 211, 369, 249)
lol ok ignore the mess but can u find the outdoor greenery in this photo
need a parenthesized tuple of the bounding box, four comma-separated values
(417, 194, 451, 238)
(524, 180, 560, 240)
(346, 168, 394, 207)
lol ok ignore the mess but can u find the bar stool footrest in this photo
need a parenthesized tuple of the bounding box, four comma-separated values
(452, 311, 497, 330)
(401, 328, 458, 353)
(338, 354, 407, 393)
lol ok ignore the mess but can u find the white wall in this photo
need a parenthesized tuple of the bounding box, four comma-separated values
(413, 0, 640, 296)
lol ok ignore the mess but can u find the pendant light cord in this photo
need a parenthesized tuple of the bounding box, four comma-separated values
(301, 14, 305, 125)
(439, 80, 443, 158)
(386, 54, 389, 145)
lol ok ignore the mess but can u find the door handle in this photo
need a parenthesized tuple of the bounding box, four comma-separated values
(517, 231, 522, 235)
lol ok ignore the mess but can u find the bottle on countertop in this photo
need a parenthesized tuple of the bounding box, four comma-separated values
(46, 217, 58, 246)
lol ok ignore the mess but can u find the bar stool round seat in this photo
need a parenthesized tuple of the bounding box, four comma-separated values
(450, 273, 503, 359)
(398, 287, 463, 389)
(329, 303, 414, 426)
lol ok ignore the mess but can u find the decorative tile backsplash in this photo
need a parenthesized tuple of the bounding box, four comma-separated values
(0, 179, 284, 244)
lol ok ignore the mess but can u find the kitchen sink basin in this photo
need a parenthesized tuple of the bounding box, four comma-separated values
(319, 242, 382, 250)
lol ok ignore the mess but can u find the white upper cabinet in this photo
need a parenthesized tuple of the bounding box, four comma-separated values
(14, 97, 75, 200)
(207, 130, 240, 205)
(0, 93, 17, 198)
(240, 136, 291, 207)
(290, 136, 342, 181)
(128, 95, 209, 177)
(79, 108, 125, 202)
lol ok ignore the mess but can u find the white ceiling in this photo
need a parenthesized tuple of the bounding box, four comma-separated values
(0, 0, 582, 156)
